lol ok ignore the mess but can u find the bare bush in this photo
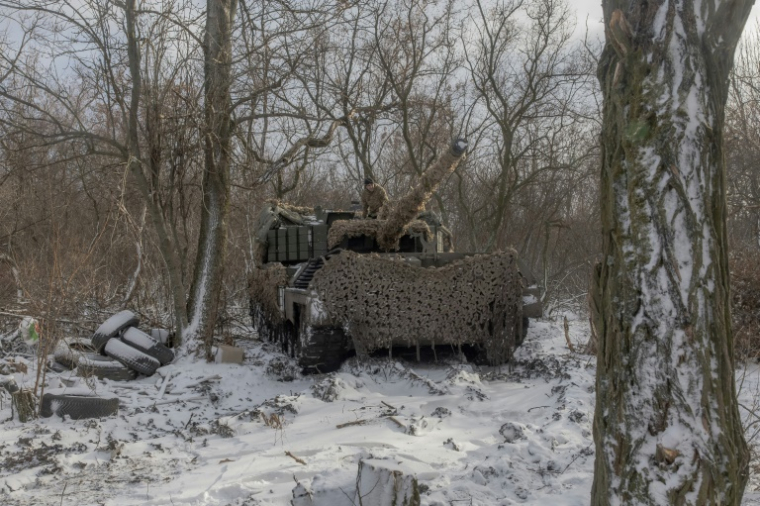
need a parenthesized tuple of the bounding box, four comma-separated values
(730, 250, 760, 361)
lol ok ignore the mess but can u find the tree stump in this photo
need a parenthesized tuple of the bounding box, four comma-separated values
(291, 482, 313, 506)
(355, 458, 420, 506)
(12, 389, 37, 422)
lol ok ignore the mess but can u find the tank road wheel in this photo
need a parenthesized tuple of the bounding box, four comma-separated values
(297, 326, 348, 374)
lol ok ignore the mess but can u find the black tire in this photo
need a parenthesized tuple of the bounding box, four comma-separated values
(298, 326, 348, 374)
(40, 392, 119, 420)
(54, 337, 97, 369)
(76, 353, 137, 381)
(0, 375, 19, 394)
(104, 339, 160, 376)
(121, 327, 174, 365)
(149, 328, 170, 346)
(48, 361, 68, 373)
(91, 310, 140, 354)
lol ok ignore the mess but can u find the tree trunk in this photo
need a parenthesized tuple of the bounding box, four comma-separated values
(185, 0, 238, 357)
(125, 0, 189, 343)
(592, 2, 752, 504)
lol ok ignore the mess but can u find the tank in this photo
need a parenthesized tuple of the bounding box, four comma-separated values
(248, 139, 542, 373)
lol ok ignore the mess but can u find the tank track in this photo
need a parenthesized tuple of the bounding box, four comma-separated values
(464, 317, 530, 365)
(297, 325, 348, 374)
(251, 299, 347, 374)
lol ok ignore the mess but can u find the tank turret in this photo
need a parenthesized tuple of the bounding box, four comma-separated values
(324, 139, 467, 252)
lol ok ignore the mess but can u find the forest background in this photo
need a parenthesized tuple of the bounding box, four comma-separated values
(1, 0, 760, 361)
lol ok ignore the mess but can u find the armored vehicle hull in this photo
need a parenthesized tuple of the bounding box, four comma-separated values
(248, 139, 542, 372)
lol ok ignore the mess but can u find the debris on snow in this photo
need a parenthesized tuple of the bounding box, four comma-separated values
(8, 317, 757, 505)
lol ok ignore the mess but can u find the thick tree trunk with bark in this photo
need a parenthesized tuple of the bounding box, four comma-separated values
(185, 0, 238, 356)
(592, 1, 752, 504)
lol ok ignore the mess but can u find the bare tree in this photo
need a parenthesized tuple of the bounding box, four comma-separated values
(0, 0, 206, 347)
(459, 0, 593, 254)
(182, 0, 238, 356)
(726, 22, 760, 249)
(592, 1, 752, 504)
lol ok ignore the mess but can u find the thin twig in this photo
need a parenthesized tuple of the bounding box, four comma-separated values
(285, 451, 306, 465)
(149, 396, 205, 408)
(183, 375, 222, 389)
(59, 482, 67, 506)
(564, 316, 575, 353)
(155, 371, 174, 401)
(561, 445, 593, 475)
(336, 419, 367, 429)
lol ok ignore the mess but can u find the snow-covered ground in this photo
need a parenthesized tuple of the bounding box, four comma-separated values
(1, 317, 760, 506)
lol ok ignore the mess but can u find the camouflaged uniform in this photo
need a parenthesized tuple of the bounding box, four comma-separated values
(361, 184, 389, 219)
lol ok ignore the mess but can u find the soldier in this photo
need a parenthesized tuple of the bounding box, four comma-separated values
(361, 177, 389, 219)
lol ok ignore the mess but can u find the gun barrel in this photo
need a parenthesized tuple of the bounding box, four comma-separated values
(377, 139, 467, 248)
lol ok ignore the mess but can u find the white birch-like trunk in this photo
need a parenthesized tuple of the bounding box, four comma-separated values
(122, 205, 146, 306)
(184, 0, 237, 357)
(592, 1, 753, 504)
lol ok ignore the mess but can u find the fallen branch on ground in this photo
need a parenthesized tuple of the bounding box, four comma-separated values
(182, 375, 221, 390)
(150, 395, 205, 408)
(285, 451, 306, 465)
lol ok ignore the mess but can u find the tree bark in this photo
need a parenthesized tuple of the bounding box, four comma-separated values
(125, 0, 189, 343)
(185, 0, 238, 357)
(592, 1, 752, 504)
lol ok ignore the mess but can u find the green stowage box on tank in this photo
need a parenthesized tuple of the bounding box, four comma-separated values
(248, 138, 542, 373)
(266, 218, 336, 263)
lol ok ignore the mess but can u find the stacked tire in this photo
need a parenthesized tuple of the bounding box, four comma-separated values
(88, 310, 174, 378)
(42, 311, 174, 420)
(52, 338, 135, 381)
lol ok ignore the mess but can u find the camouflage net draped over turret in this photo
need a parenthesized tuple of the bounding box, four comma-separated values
(310, 249, 523, 364)
(327, 219, 433, 251)
(327, 141, 466, 252)
(265, 199, 315, 216)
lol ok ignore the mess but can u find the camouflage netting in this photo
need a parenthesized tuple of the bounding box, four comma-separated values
(264, 199, 315, 216)
(327, 219, 432, 251)
(310, 249, 523, 364)
(249, 264, 289, 324)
